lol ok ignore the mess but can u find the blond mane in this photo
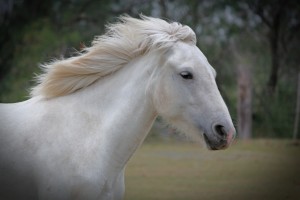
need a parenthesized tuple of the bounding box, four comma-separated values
(30, 15, 196, 98)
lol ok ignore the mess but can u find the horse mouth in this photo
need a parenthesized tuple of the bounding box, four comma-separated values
(203, 133, 228, 150)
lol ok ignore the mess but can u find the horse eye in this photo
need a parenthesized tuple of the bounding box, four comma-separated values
(180, 71, 193, 79)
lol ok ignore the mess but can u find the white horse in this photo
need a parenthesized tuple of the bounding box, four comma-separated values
(0, 15, 235, 200)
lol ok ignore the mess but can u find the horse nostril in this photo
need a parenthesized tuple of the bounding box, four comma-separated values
(214, 125, 227, 139)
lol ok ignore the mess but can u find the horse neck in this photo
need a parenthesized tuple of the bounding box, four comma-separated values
(71, 53, 159, 172)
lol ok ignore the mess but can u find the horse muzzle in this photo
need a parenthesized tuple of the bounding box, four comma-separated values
(203, 124, 236, 150)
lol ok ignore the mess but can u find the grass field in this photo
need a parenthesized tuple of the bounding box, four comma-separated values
(124, 139, 300, 200)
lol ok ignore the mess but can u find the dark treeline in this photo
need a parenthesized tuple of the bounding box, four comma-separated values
(0, 0, 300, 139)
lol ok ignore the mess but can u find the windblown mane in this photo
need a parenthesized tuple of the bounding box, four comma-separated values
(30, 15, 196, 98)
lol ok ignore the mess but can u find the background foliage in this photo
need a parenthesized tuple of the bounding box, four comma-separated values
(0, 0, 299, 138)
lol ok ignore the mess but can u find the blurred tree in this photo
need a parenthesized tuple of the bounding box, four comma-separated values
(0, 0, 114, 102)
(245, 0, 300, 95)
(0, 0, 53, 81)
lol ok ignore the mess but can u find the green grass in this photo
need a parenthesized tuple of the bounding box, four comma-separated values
(124, 139, 300, 200)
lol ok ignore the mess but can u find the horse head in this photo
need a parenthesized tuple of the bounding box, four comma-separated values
(151, 41, 236, 150)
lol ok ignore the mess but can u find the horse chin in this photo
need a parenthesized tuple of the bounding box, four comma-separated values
(203, 133, 229, 150)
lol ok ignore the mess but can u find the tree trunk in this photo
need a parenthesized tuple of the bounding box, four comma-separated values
(267, 8, 281, 95)
(238, 66, 253, 139)
(267, 31, 280, 95)
(159, 0, 167, 18)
